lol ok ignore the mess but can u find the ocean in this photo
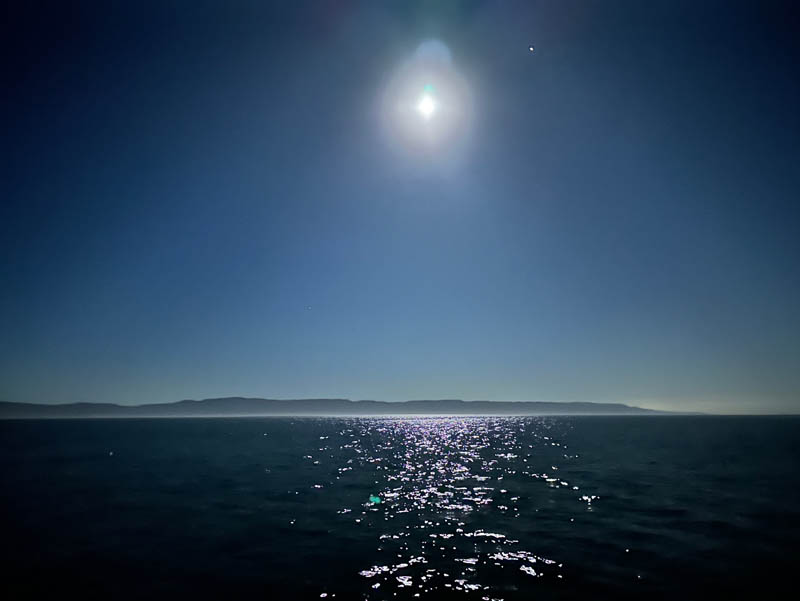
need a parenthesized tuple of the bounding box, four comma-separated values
(1, 416, 798, 599)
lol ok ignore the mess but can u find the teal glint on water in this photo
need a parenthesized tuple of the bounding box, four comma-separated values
(423, 83, 435, 94)
(368, 495, 381, 504)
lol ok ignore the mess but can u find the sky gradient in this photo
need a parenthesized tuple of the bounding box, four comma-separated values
(3, 1, 799, 413)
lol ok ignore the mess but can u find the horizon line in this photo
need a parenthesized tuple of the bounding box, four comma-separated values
(2, 396, 798, 416)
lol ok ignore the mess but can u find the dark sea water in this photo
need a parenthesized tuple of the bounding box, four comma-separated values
(1, 416, 799, 600)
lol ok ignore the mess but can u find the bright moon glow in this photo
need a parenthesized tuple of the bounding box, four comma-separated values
(416, 94, 436, 119)
(381, 40, 472, 154)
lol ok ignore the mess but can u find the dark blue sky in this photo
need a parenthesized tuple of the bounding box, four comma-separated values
(3, 1, 799, 412)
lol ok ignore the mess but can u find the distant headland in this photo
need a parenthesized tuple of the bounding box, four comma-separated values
(0, 397, 683, 418)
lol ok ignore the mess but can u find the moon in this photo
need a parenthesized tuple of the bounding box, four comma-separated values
(380, 40, 472, 154)
(416, 94, 436, 119)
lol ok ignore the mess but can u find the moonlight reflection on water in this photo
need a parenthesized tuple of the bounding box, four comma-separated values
(309, 417, 585, 598)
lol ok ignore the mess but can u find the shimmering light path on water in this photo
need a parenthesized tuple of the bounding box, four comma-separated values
(331, 418, 571, 598)
(1, 417, 799, 600)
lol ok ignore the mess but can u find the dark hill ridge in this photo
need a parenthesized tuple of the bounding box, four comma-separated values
(0, 397, 675, 418)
